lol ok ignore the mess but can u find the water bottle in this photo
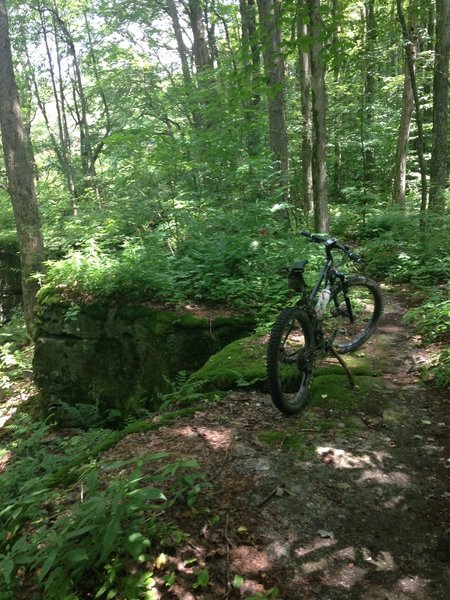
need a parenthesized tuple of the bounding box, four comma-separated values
(315, 288, 331, 318)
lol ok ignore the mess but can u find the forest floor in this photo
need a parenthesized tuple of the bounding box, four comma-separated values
(1, 291, 449, 599)
(102, 290, 450, 600)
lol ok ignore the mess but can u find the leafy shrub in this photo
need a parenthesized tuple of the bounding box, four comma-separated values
(0, 419, 208, 599)
(425, 349, 450, 390)
(36, 205, 321, 316)
(360, 213, 450, 285)
(404, 288, 450, 343)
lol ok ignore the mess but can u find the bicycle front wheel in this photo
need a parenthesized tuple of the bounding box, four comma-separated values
(328, 276, 383, 353)
(266, 307, 314, 415)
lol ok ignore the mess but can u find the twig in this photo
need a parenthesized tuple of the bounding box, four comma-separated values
(330, 346, 355, 388)
(257, 485, 280, 508)
(210, 450, 230, 482)
(223, 513, 232, 597)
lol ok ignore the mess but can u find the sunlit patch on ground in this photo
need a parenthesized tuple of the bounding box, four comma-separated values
(0, 449, 12, 473)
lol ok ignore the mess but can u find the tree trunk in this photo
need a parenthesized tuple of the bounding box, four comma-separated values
(429, 0, 450, 212)
(362, 0, 376, 186)
(392, 58, 414, 208)
(167, 0, 192, 87)
(188, 0, 211, 73)
(257, 0, 289, 198)
(331, 0, 342, 200)
(396, 0, 428, 214)
(308, 0, 329, 232)
(239, 0, 261, 156)
(392, 3, 418, 209)
(0, 0, 45, 335)
(297, 0, 313, 214)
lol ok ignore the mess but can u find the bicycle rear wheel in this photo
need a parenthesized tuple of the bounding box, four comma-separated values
(266, 307, 314, 415)
(328, 276, 383, 353)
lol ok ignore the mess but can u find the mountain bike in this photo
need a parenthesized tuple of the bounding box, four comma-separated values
(266, 231, 383, 415)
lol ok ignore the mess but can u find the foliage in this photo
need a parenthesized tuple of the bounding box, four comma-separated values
(0, 413, 208, 599)
(358, 213, 450, 285)
(404, 288, 450, 344)
(403, 286, 450, 389)
(36, 204, 322, 316)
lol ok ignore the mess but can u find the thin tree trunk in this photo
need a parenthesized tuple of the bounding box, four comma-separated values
(239, 0, 261, 156)
(188, 0, 211, 73)
(167, 0, 192, 87)
(362, 0, 376, 186)
(51, 4, 99, 197)
(257, 0, 289, 198)
(0, 0, 45, 335)
(297, 0, 313, 213)
(429, 0, 450, 212)
(392, 58, 414, 208)
(392, 2, 418, 208)
(396, 0, 428, 214)
(331, 0, 342, 200)
(308, 0, 329, 232)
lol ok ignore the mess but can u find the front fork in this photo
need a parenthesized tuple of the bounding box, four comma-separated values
(331, 273, 355, 323)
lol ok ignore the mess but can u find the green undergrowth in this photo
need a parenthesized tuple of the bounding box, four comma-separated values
(403, 285, 450, 389)
(0, 406, 208, 599)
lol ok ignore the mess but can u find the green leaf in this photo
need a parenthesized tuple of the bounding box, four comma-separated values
(128, 487, 166, 502)
(39, 550, 57, 582)
(232, 574, 244, 589)
(67, 548, 89, 563)
(100, 517, 121, 562)
(0, 556, 14, 585)
(193, 568, 210, 589)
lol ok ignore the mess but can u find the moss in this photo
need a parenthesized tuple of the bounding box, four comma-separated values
(310, 374, 385, 415)
(317, 352, 377, 376)
(258, 431, 314, 458)
(189, 334, 267, 390)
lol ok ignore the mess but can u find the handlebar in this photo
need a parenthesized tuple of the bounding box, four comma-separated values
(300, 230, 363, 263)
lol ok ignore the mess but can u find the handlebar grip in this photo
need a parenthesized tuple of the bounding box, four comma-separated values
(349, 251, 363, 263)
(301, 230, 325, 243)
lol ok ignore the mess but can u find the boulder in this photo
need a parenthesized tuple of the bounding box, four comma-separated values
(33, 301, 254, 419)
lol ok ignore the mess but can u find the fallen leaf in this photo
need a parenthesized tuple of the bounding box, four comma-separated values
(317, 529, 335, 539)
(155, 553, 167, 569)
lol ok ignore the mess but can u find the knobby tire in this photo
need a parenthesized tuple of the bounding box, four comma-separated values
(266, 307, 314, 415)
(329, 276, 383, 353)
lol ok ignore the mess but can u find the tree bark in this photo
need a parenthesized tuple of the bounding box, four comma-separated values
(0, 0, 45, 335)
(392, 57, 414, 208)
(429, 0, 450, 212)
(396, 0, 428, 214)
(392, 3, 418, 208)
(188, 0, 211, 72)
(167, 0, 192, 87)
(239, 0, 261, 156)
(297, 0, 313, 213)
(257, 0, 289, 198)
(362, 0, 376, 186)
(308, 0, 329, 232)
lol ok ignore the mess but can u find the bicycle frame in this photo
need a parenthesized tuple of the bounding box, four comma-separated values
(267, 231, 383, 415)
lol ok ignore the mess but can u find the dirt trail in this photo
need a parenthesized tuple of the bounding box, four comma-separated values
(106, 292, 450, 599)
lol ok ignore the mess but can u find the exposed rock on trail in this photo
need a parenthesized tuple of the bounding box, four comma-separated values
(104, 292, 450, 599)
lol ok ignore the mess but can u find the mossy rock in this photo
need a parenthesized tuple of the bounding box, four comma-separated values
(310, 373, 386, 415)
(189, 334, 268, 390)
(33, 301, 255, 421)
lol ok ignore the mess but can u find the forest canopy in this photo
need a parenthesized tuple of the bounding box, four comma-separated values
(0, 0, 448, 312)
